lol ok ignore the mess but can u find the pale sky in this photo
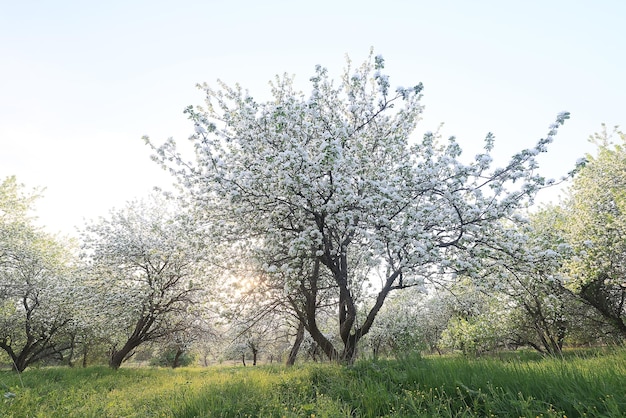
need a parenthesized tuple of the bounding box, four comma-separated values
(1, 0, 624, 235)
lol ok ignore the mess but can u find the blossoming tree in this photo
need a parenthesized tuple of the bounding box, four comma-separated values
(560, 126, 626, 337)
(0, 177, 82, 372)
(147, 53, 569, 362)
(80, 195, 211, 369)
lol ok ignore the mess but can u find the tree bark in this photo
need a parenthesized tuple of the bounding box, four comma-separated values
(172, 347, 183, 368)
(82, 344, 89, 368)
(286, 321, 305, 366)
(580, 274, 626, 338)
(67, 334, 76, 368)
(109, 338, 140, 370)
(340, 334, 358, 363)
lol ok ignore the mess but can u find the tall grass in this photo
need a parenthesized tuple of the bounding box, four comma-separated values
(1, 348, 624, 417)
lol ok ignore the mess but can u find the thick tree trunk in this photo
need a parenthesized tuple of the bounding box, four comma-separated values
(12, 348, 31, 373)
(304, 250, 402, 364)
(286, 321, 305, 366)
(339, 334, 358, 364)
(0, 343, 20, 373)
(12, 358, 27, 373)
(9, 351, 27, 373)
(109, 338, 140, 370)
(109, 314, 158, 369)
(301, 258, 340, 361)
(1, 339, 30, 373)
(307, 318, 339, 361)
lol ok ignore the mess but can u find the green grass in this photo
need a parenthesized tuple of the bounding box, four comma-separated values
(1, 348, 625, 417)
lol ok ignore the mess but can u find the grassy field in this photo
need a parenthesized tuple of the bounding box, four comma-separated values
(1, 348, 624, 417)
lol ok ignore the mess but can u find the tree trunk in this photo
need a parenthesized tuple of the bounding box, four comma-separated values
(1, 340, 30, 373)
(14, 346, 31, 373)
(109, 314, 157, 369)
(372, 341, 380, 360)
(286, 321, 305, 366)
(172, 347, 183, 368)
(302, 250, 400, 364)
(13, 358, 27, 373)
(109, 339, 140, 370)
(0, 343, 20, 373)
(580, 275, 626, 338)
(82, 344, 89, 368)
(252, 347, 258, 366)
(339, 334, 358, 364)
(302, 259, 340, 361)
(241, 353, 246, 367)
(67, 334, 76, 368)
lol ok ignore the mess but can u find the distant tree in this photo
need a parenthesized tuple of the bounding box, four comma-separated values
(450, 205, 586, 355)
(150, 346, 195, 368)
(363, 290, 430, 358)
(152, 311, 215, 368)
(416, 292, 459, 355)
(0, 177, 81, 372)
(561, 126, 626, 338)
(192, 320, 223, 367)
(147, 52, 570, 363)
(481, 209, 575, 355)
(438, 281, 514, 356)
(219, 265, 334, 366)
(222, 285, 294, 366)
(80, 196, 211, 369)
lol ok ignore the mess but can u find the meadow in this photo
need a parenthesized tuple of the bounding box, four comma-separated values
(1, 348, 624, 417)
